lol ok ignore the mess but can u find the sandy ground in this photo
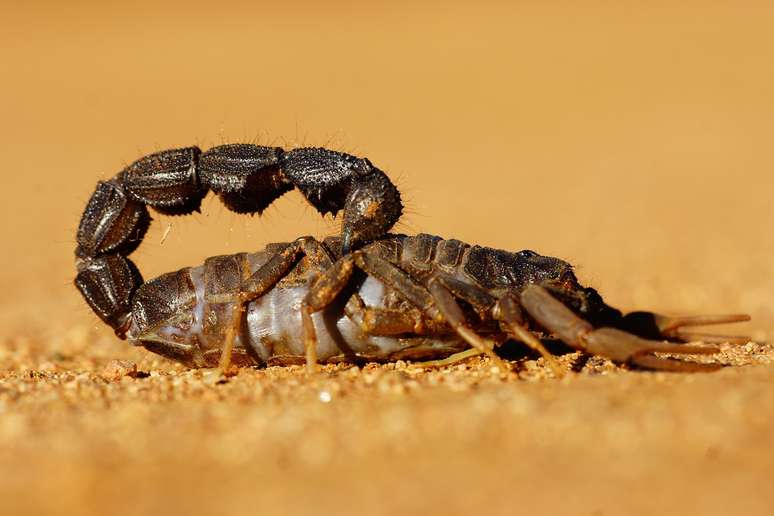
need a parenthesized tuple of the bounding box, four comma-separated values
(1, 2, 773, 515)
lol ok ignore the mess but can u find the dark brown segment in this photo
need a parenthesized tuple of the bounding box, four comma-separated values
(131, 268, 197, 335)
(435, 238, 467, 270)
(520, 284, 592, 347)
(322, 236, 344, 258)
(203, 253, 247, 297)
(119, 147, 204, 214)
(279, 148, 402, 252)
(433, 272, 496, 312)
(463, 246, 521, 288)
(303, 257, 355, 311)
(463, 246, 573, 289)
(341, 169, 403, 253)
(426, 278, 509, 369)
(360, 308, 418, 335)
(74, 254, 143, 335)
(76, 180, 150, 257)
(202, 253, 249, 353)
(242, 237, 333, 300)
(369, 237, 402, 262)
(280, 147, 368, 215)
(354, 252, 440, 318)
(199, 144, 292, 214)
(401, 233, 442, 269)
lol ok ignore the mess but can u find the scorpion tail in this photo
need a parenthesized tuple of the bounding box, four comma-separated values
(520, 284, 728, 373)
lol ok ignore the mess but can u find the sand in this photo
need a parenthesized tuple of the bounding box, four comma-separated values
(1, 2, 773, 515)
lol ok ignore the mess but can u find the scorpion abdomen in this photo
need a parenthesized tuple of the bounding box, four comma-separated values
(126, 242, 467, 367)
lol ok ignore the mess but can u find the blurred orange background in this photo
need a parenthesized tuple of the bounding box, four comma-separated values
(2, 3, 774, 516)
(1, 1, 772, 337)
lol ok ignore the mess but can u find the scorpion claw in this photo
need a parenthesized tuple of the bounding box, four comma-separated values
(583, 327, 719, 364)
(620, 311, 751, 345)
(663, 330, 750, 345)
(521, 285, 724, 373)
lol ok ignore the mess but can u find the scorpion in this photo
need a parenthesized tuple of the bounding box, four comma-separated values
(74, 144, 750, 375)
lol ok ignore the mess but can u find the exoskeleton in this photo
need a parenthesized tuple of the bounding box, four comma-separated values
(75, 145, 749, 374)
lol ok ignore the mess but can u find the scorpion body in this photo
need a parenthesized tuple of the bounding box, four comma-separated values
(75, 144, 750, 374)
(128, 236, 470, 367)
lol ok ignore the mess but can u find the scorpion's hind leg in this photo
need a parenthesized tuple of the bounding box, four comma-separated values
(520, 285, 723, 372)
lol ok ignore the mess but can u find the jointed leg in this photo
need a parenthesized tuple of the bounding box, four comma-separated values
(216, 236, 333, 373)
(301, 251, 510, 371)
(497, 294, 564, 377)
(301, 255, 357, 371)
(351, 252, 507, 369)
(217, 302, 244, 374)
(425, 278, 509, 370)
(241, 236, 334, 300)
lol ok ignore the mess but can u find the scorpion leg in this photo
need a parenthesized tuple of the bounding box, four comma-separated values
(411, 272, 504, 369)
(497, 294, 564, 377)
(346, 252, 508, 367)
(221, 236, 334, 373)
(343, 294, 423, 335)
(301, 256, 357, 371)
(355, 254, 508, 369)
(520, 285, 723, 372)
(241, 236, 334, 299)
(300, 253, 426, 369)
(424, 279, 508, 370)
(302, 252, 508, 370)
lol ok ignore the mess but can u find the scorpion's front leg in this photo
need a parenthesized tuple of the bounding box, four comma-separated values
(520, 285, 726, 372)
(302, 253, 509, 370)
(497, 294, 565, 377)
(422, 273, 564, 376)
(349, 254, 509, 370)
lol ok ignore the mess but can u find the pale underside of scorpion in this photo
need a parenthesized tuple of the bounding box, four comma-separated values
(74, 144, 750, 375)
